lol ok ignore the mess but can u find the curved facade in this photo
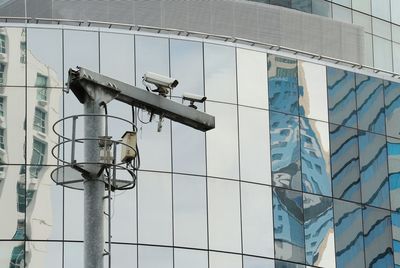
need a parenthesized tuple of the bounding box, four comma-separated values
(0, 5, 399, 268)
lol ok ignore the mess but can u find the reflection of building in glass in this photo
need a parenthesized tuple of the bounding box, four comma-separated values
(0, 27, 61, 267)
(0, 1, 399, 267)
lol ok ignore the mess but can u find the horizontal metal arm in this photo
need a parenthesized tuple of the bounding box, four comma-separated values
(68, 67, 215, 132)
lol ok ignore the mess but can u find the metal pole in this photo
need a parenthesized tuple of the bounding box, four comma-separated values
(84, 98, 105, 268)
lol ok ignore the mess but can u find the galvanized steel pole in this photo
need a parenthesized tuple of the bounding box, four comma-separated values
(83, 98, 105, 268)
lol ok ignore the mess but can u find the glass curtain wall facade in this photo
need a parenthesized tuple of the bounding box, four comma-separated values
(251, 0, 400, 74)
(0, 24, 399, 268)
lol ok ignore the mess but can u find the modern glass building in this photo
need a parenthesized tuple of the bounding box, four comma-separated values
(0, 1, 399, 268)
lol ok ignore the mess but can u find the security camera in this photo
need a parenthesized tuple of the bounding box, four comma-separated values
(142, 72, 179, 96)
(182, 93, 207, 109)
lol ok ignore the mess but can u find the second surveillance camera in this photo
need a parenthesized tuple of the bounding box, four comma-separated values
(182, 93, 207, 109)
(143, 72, 178, 96)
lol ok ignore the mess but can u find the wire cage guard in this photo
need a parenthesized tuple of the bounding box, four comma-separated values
(50, 113, 138, 191)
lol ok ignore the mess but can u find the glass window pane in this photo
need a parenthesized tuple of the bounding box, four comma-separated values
(27, 28, 62, 87)
(329, 124, 361, 202)
(135, 35, 169, 88)
(204, 43, 236, 103)
(209, 252, 242, 268)
(100, 32, 134, 85)
(111, 244, 137, 268)
(373, 36, 393, 71)
(268, 55, 299, 115)
(270, 111, 301, 190)
(385, 81, 400, 139)
(392, 0, 400, 24)
(172, 120, 206, 175)
(239, 107, 271, 184)
(206, 102, 239, 179)
(359, 131, 390, 209)
(27, 241, 62, 268)
(303, 193, 335, 267)
(352, 11, 372, 33)
(0, 241, 25, 267)
(352, 0, 371, 14)
(393, 25, 400, 43)
(292, 0, 312, 12)
(372, 18, 392, 39)
(174, 249, 208, 268)
(64, 30, 99, 82)
(0, 165, 26, 239)
(332, 4, 352, 23)
(371, 0, 391, 20)
(300, 118, 331, 196)
(138, 171, 172, 245)
(275, 260, 305, 268)
(363, 206, 394, 267)
(173, 174, 207, 249)
(64, 188, 83, 240)
(333, 199, 365, 268)
(170, 39, 204, 97)
(327, 67, 357, 128)
(237, 48, 268, 109)
(392, 212, 400, 267)
(364, 33, 374, 67)
(312, 0, 332, 17)
(332, 0, 351, 7)
(393, 42, 400, 75)
(355, 74, 385, 135)
(111, 187, 136, 243)
(64, 242, 83, 268)
(0, 28, 25, 86)
(138, 246, 173, 268)
(241, 182, 274, 257)
(208, 178, 241, 253)
(243, 256, 274, 268)
(273, 187, 305, 263)
(388, 137, 400, 211)
(298, 61, 328, 122)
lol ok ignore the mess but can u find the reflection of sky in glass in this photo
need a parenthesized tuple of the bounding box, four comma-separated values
(359, 131, 390, 209)
(334, 200, 365, 268)
(273, 188, 305, 263)
(329, 124, 361, 202)
(363, 206, 394, 268)
(327, 67, 357, 128)
(384, 81, 400, 139)
(388, 137, 400, 212)
(392, 212, 400, 267)
(356, 74, 386, 135)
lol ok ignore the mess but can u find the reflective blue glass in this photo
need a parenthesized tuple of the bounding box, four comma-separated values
(330, 124, 361, 202)
(268, 55, 299, 115)
(392, 212, 400, 267)
(273, 187, 305, 263)
(303, 193, 334, 267)
(275, 260, 305, 268)
(384, 81, 400, 139)
(327, 67, 357, 128)
(334, 199, 365, 268)
(270, 111, 301, 191)
(359, 130, 390, 209)
(355, 74, 385, 135)
(363, 206, 394, 268)
(300, 118, 331, 196)
(388, 137, 400, 212)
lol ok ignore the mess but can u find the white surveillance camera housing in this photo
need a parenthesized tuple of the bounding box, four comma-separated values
(182, 93, 207, 109)
(142, 72, 178, 96)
